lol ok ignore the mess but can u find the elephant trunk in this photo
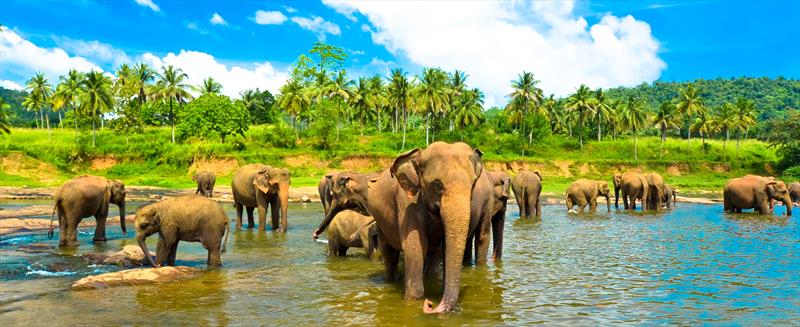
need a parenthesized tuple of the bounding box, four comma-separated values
(614, 186, 620, 209)
(137, 235, 157, 267)
(423, 190, 470, 314)
(119, 202, 127, 236)
(280, 183, 289, 231)
(783, 195, 793, 216)
(314, 198, 342, 238)
(605, 194, 611, 212)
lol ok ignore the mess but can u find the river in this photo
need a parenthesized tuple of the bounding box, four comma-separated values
(1, 200, 798, 325)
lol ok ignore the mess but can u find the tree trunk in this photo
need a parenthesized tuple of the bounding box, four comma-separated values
(58, 112, 62, 128)
(597, 110, 602, 142)
(634, 132, 638, 161)
(169, 98, 175, 143)
(74, 107, 79, 144)
(401, 104, 407, 150)
(425, 112, 430, 146)
(336, 99, 341, 141)
(724, 129, 729, 153)
(578, 109, 584, 149)
(522, 100, 528, 137)
(92, 115, 97, 147)
(46, 112, 51, 142)
(736, 132, 741, 159)
(377, 106, 381, 133)
(40, 109, 44, 129)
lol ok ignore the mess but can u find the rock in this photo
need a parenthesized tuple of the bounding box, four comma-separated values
(18, 243, 55, 253)
(149, 194, 162, 200)
(301, 195, 311, 203)
(103, 245, 154, 266)
(71, 266, 202, 290)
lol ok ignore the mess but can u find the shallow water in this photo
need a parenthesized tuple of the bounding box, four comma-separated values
(0, 200, 798, 325)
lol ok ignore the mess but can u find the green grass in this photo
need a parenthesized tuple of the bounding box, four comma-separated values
(0, 126, 785, 192)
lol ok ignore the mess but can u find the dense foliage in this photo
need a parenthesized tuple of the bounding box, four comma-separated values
(176, 94, 250, 143)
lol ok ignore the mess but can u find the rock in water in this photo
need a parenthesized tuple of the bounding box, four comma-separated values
(98, 245, 155, 266)
(72, 266, 202, 290)
(301, 195, 311, 203)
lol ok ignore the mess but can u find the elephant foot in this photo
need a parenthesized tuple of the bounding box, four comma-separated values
(93, 237, 108, 244)
(423, 299, 450, 314)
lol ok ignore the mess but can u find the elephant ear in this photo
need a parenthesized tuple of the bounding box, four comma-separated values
(472, 148, 484, 180)
(253, 170, 271, 194)
(765, 181, 777, 196)
(391, 148, 421, 198)
(533, 171, 543, 182)
(102, 181, 112, 213)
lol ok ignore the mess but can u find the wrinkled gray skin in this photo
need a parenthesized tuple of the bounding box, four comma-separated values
(789, 182, 800, 205)
(231, 164, 291, 231)
(464, 170, 510, 265)
(193, 170, 216, 198)
(49, 175, 126, 247)
(644, 172, 666, 210)
(565, 179, 611, 213)
(135, 195, 229, 268)
(326, 209, 378, 259)
(511, 170, 543, 219)
(662, 185, 678, 208)
(313, 172, 377, 239)
(613, 172, 649, 211)
(724, 175, 793, 216)
(318, 173, 335, 214)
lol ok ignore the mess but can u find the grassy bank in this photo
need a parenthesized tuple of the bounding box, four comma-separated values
(0, 126, 784, 193)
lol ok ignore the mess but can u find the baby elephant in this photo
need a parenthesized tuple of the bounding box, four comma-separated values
(565, 179, 611, 213)
(327, 210, 378, 258)
(193, 170, 216, 197)
(512, 170, 543, 219)
(135, 195, 230, 268)
(662, 185, 678, 208)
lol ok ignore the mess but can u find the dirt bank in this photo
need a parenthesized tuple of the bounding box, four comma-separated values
(0, 185, 321, 203)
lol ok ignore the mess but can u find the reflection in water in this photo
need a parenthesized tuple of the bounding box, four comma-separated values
(0, 201, 798, 325)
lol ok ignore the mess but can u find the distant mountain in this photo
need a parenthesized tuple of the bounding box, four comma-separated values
(0, 87, 36, 127)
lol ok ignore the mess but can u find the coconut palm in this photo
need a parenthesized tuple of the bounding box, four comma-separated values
(79, 71, 114, 147)
(690, 110, 714, 150)
(620, 96, 648, 160)
(24, 72, 53, 130)
(564, 84, 593, 149)
(714, 103, 739, 153)
(388, 68, 411, 149)
(367, 74, 387, 132)
(414, 67, 450, 145)
(194, 77, 222, 95)
(592, 88, 612, 141)
(734, 97, 757, 158)
(652, 101, 680, 158)
(452, 88, 484, 140)
(350, 77, 373, 135)
(52, 69, 85, 142)
(0, 96, 11, 134)
(277, 79, 310, 137)
(676, 83, 705, 149)
(326, 70, 354, 139)
(508, 72, 542, 138)
(448, 70, 468, 131)
(134, 63, 155, 106)
(151, 65, 192, 143)
(607, 99, 624, 140)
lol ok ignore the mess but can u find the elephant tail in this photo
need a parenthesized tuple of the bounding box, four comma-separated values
(47, 200, 59, 239)
(221, 218, 230, 254)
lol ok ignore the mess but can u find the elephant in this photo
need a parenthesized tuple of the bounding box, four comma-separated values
(644, 172, 666, 210)
(724, 175, 793, 216)
(565, 179, 611, 213)
(663, 184, 677, 208)
(48, 175, 126, 247)
(613, 172, 649, 211)
(381, 142, 484, 313)
(135, 195, 230, 268)
(465, 170, 511, 265)
(318, 173, 335, 214)
(789, 182, 800, 205)
(326, 209, 378, 258)
(231, 164, 291, 231)
(193, 170, 216, 198)
(313, 172, 377, 240)
(511, 170, 543, 219)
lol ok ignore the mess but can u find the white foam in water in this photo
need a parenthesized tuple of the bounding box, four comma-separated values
(25, 269, 76, 277)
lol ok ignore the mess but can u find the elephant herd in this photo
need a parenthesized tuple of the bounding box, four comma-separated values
(43, 141, 798, 314)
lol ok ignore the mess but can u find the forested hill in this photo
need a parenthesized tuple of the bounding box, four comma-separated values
(0, 87, 34, 127)
(606, 77, 800, 121)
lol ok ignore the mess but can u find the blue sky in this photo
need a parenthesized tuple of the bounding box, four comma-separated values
(1, 0, 798, 107)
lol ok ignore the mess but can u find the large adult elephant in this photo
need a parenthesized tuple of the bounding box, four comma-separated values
(789, 182, 800, 205)
(465, 170, 511, 265)
(49, 175, 126, 247)
(644, 172, 666, 210)
(318, 173, 335, 214)
(565, 179, 611, 212)
(613, 172, 649, 211)
(382, 142, 484, 314)
(511, 170, 543, 219)
(193, 170, 216, 198)
(135, 195, 229, 268)
(231, 164, 291, 231)
(724, 175, 793, 216)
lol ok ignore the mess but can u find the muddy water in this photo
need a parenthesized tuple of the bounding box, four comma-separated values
(0, 200, 798, 325)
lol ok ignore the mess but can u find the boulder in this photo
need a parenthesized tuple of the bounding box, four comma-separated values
(301, 195, 311, 203)
(102, 245, 154, 266)
(72, 266, 202, 290)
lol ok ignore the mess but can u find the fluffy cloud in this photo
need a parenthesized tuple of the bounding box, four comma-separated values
(254, 10, 287, 25)
(283, 6, 298, 14)
(0, 80, 24, 90)
(290, 16, 341, 41)
(0, 28, 102, 82)
(134, 0, 160, 12)
(210, 13, 227, 26)
(54, 36, 132, 68)
(141, 50, 288, 97)
(322, 0, 666, 107)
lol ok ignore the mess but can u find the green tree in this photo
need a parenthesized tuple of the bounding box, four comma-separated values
(51, 70, 84, 142)
(151, 65, 193, 143)
(690, 110, 714, 150)
(565, 84, 593, 149)
(388, 68, 412, 149)
(79, 71, 114, 147)
(652, 101, 680, 157)
(676, 83, 706, 150)
(368, 74, 387, 132)
(592, 88, 612, 141)
(764, 110, 800, 170)
(452, 88, 484, 140)
(734, 97, 757, 157)
(240, 89, 276, 124)
(277, 79, 310, 137)
(24, 72, 53, 131)
(177, 93, 250, 142)
(194, 77, 222, 95)
(414, 67, 450, 145)
(508, 72, 542, 138)
(0, 96, 11, 134)
(326, 70, 354, 139)
(714, 102, 739, 153)
(350, 77, 373, 135)
(620, 96, 648, 160)
(607, 99, 624, 140)
(134, 63, 155, 106)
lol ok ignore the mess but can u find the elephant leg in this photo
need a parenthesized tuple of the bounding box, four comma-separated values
(156, 237, 168, 266)
(167, 241, 179, 266)
(246, 206, 256, 229)
(475, 219, 491, 266)
(578, 199, 588, 212)
(235, 203, 244, 229)
(491, 212, 505, 260)
(463, 233, 474, 266)
(735, 208, 742, 213)
(566, 196, 574, 211)
(57, 210, 67, 246)
(589, 198, 597, 212)
(270, 196, 281, 231)
(338, 246, 348, 257)
(622, 191, 630, 210)
(256, 193, 268, 231)
(157, 229, 178, 266)
(93, 214, 108, 243)
(401, 221, 426, 300)
(379, 232, 399, 281)
(62, 215, 81, 247)
(535, 195, 542, 219)
(206, 240, 222, 268)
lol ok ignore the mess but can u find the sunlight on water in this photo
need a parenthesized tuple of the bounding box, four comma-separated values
(0, 201, 798, 325)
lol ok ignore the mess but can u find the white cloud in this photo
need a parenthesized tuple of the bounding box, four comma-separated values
(324, 1, 358, 22)
(54, 36, 132, 69)
(0, 28, 102, 84)
(254, 10, 287, 25)
(283, 5, 298, 14)
(322, 0, 666, 107)
(210, 12, 228, 26)
(141, 50, 288, 98)
(290, 16, 341, 41)
(134, 0, 160, 12)
(0, 80, 24, 90)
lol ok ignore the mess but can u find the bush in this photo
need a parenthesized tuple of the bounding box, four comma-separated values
(176, 94, 250, 143)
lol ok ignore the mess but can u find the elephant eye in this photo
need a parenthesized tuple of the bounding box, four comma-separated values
(139, 222, 149, 229)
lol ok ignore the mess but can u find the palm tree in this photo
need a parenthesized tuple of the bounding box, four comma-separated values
(151, 65, 192, 143)
(367, 75, 387, 132)
(690, 110, 714, 151)
(620, 96, 648, 160)
(277, 79, 309, 137)
(714, 103, 739, 153)
(194, 77, 222, 95)
(414, 67, 450, 145)
(326, 70, 354, 140)
(448, 70, 468, 131)
(24, 72, 53, 131)
(607, 99, 624, 140)
(676, 83, 705, 150)
(564, 84, 593, 149)
(0, 96, 11, 134)
(52, 69, 84, 142)
(734, 97, 757, 158)
(452, 88, 484, 140)
(652, 101, 680, 158)
(350, 77, 373, 135)
(592, 88, 612, 141)
(540, 94, 558, 133)
(240, 89, 266, 122)
(388, 69, 411, 149)
(79, 71, 114, 147)
(508, 72, 541, 138)
(134, 63, 155, 106)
